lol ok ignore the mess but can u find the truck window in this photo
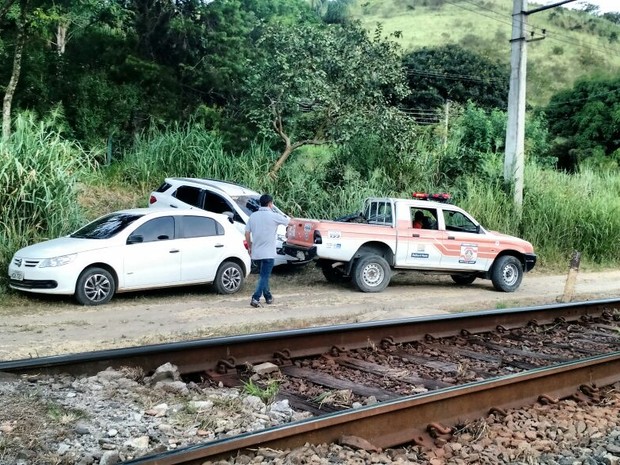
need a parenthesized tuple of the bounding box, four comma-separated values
(444, 211, 478, 233)
(411, 208, 438, 229)
(364, 200, 393, 225)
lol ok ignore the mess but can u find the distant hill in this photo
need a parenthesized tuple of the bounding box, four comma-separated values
(351, 0, 620, 106)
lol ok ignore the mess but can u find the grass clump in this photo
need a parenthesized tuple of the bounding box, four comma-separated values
(242, 378, 280, 404)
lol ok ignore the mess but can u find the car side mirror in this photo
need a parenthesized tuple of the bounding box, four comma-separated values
(127, 234, 143, 244)
(223, 211, 235, 224)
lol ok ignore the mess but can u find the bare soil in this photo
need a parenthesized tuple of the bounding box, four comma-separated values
(1, 266, 620, 361)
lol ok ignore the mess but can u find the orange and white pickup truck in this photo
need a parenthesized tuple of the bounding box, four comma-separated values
(283, 193, 536, 293)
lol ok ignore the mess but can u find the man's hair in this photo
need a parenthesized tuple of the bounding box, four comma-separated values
(259, 194, 273, 207)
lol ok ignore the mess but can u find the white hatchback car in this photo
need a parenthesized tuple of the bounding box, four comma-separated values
(8, 208, 251, 305)
(149, 178, 307, 267)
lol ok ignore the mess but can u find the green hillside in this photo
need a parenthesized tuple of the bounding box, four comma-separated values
(352, 0, 620, 106)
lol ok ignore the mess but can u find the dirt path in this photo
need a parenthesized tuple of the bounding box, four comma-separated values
(1, 268, 620, 361)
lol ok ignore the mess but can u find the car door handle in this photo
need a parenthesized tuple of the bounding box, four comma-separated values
(214, 244, 224, 248)
(169, 249, 180, 253)
(448, 236, 455, 240)
(169, 204, 178, 208)
(412, 233, 420, 237)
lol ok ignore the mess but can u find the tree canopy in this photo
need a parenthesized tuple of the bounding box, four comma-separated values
(545, 76, 620, 171)
(240, 21, 415, 174)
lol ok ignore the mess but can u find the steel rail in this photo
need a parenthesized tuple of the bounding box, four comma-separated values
(124, 352, 620, 464)
(1, 298, 619, 376)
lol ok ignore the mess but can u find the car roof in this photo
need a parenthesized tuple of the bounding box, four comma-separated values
(166, 177, 260, 197)
(112, 207, 227, 219)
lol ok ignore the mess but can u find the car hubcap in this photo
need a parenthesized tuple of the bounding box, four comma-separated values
(222, 267, 241, 291)
(84, 274, 111, 302)
(502, 264, 519, 286)
(362, 263, 384, 287)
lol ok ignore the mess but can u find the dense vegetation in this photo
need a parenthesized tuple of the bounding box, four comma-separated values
(1, 0, 620, 296)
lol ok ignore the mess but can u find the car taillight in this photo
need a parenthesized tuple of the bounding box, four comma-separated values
(313, 230, 322, 244)
(149, 195, 157, 205)
(243, 239, 249, 250)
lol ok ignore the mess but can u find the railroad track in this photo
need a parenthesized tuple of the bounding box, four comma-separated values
(2, 298, 620, 464)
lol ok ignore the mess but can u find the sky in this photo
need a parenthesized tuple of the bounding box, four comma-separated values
(559, 0, 619, 13)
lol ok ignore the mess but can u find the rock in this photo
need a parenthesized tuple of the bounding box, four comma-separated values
(252, 362, 280, 376)
(99, 450, 120, 465)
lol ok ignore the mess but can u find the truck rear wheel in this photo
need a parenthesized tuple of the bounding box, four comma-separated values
(352, 255, 391, 293)
(451, 274, 477, 285)
(321, 263, 351, 283)
(491, 256, 523, 292)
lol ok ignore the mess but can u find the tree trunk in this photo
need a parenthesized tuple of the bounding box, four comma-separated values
(2, 0, 27, 141)
(270, 144, 294, 177)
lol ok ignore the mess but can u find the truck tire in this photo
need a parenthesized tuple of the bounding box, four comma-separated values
(451, 274, 477, 285)
(491, 256, 523, 292)
(321, 263, 351, 283)
(352, 255, 391, 293)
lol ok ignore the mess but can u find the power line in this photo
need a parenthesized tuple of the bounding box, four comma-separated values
(444, 0, 620, 57)
(544, 86, 620, 107)
(406, 69, 506, 84)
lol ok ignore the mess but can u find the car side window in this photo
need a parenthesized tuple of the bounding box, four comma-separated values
(202, 192, 235, 215)
(132, 217, 175, 242)
(174, 186, 202, 207)
(181, 216, 224, 238)
(444, 211, 478, 233)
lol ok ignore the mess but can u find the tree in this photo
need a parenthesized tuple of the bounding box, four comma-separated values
(401, 44, 509, 113)
(545, 77, 620, 171)
(2, 0, 27, 141)
(241, 22, 414, 175)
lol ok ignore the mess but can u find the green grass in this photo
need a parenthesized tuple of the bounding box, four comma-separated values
(352, 0, 620, 106)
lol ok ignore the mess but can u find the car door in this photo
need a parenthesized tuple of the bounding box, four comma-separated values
(437, 209, 491, 271)
(122, 216, 182, 289)
(178, 215, 227, 283)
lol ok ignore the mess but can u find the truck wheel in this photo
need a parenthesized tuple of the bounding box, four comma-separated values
(491, 256, 523, 292)
(352, 255, 391, 293)
(214, 261, 244, 294)
(75, 267, 115, 306)
(451, 274, 477, 285)
(321, 263, 352, 283)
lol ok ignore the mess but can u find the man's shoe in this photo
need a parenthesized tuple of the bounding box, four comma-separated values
(265, 298, 274, 305)
(250, 299, 262, 308)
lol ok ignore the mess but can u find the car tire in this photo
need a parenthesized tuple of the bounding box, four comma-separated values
(491, 256, 523, 292)
(321, 263, 352, 284)
(352, 254, 391, 293)
(75, 267, 115, 306)
(214, 261, 244, 294)
(451, 274, 477, 285)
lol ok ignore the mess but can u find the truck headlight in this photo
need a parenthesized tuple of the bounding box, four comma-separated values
(39, 254, 77, 268)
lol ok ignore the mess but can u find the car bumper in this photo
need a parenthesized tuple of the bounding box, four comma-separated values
(524, 253, 537, 272)
(282, 243, 317, 264)
(8, 264, 77, 295)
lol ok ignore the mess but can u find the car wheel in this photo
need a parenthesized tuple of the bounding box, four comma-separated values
(214, 261, 244, 294)
(491, 256, 523, 292)
(352, 254, 391, 293)
(321, 263, 352, 284)
(451, 274, 477, 285)
(75, 267, 115, 306)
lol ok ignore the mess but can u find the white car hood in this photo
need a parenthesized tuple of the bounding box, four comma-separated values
(14, 236, 113, 258)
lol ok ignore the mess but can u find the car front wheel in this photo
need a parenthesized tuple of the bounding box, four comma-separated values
(352, 254, 391, 293)
(75, 267, 116, 306)
(214, 261, 244, 294)
(491, 256, 523, 292)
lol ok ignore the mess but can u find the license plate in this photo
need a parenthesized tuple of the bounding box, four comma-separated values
(10, 270, 24, 281)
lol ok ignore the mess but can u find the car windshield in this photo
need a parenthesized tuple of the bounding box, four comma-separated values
(231, 195, 286, 217)
(71, 213, 144, 239)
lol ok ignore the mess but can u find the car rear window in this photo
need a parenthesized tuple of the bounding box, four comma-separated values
(156, 182, 172, 193)
(71, 213, 143, 239)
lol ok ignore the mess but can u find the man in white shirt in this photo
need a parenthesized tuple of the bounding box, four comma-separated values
(244, 194, 290, 308)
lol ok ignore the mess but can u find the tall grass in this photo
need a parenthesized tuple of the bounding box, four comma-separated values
(0, 112, 96, 291)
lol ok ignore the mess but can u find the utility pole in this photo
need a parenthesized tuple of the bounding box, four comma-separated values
(504, 0, 577, 211)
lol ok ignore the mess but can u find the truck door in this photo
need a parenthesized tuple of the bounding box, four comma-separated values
(395, 206, 445, 269)
(437, 210, 491, 271)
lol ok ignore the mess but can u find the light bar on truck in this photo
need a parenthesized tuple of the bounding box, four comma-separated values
(412, 192, 452, 202)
